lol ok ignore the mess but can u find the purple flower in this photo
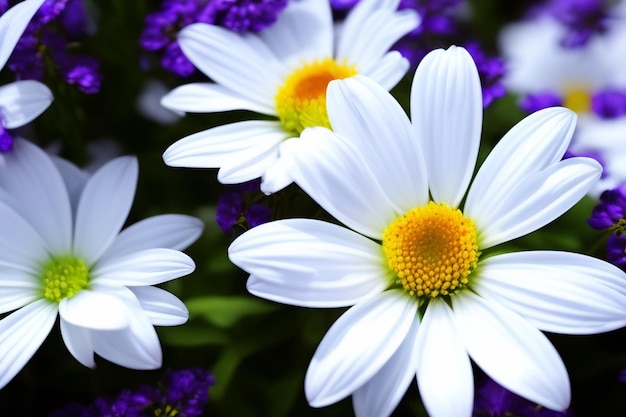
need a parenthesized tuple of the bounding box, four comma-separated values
(606, 233, 626, 268)
(588, 184, 626, 230)
(0, 126, 13, 153)
(464, 42, 507, 107)
(519, 92, 564, 114)
(216, 179, 272, 233)
(591, 89, 626, 119)
(545, 0, 611, 48)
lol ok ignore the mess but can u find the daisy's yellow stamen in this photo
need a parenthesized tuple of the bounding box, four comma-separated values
(40, 255, 90, 303)
(564, 87, 591, 113)
(382, 201, 480, 298)
(275, 58, 357, 135)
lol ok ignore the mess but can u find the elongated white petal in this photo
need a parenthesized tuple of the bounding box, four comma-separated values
(305, 290, 417, 407)
(416, 300, 474, 417)
(327, 76, 428, 213)
(162, 120, 286, 184)
(474, 251, 626, 334)
(73, 156, 138, 265)
(473, 157, 601, 248)
(229, 219, 390, 308)
(410, 46, 482, 208)
(287, 127, 398, 239)
(0, 138, 72, 254)
(92, 248, 195, 286)
(362, 50, 411, 91)
(0, 0, 45, 70)
(59, 290, 131, 330)
(0, 199, 48, 274)
(0, 287, 39, 315)
(0, 81, 53, 128)
(161, 82, 274, 115)
(129, 286, 188, 326)
(60, 319, 96, 368)
(338, 1, 419, 73)
(179, 23, 282, 110)
(0, 299, 57, 390)
(100, 214, 203, 263)
(50, 155, 90, 215)
(353, 317, 420, 417)
(453, 292, 571, 411)
(465, 107, 576, 226)
(258, 0, 332, 65)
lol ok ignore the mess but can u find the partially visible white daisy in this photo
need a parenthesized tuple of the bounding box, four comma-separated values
(0, 138, 204, 389)
(161, 0, 420, 193)
(0, 0, 53, 152)
(229, 46, 626, 417)
(499, 2, 626, 195)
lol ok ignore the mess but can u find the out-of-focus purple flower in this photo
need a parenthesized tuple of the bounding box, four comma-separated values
(0, 126, 13, 152)
(606, 233, 626, 268)
(591, 89, 626, 119)
(140, 0, 288, 77)
(588, 184, 626, 230)
(216, 179, 272, 233)
(518, 91, 564, 114)
(464, 42, 507, 107)
(545, 0, 611, 48)
(4, 0, 102, 94)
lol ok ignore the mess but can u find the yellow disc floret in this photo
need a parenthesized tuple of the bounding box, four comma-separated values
(275, 58, 358, 135)
(382, 201, 480, 298)
(564, 87, 591, 114)
(40, 255, 90, 303)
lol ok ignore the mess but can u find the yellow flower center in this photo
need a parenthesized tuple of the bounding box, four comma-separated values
(563, 87, 591, 114)
(274, 58, 358, 135)
(40, 255, 90, 303)
(382, 202, 480, 298)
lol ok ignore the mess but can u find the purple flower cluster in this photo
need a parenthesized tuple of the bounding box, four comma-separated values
(464, 42, 507, 107)
(140, 0, 288, 77)
(543, 0, 612, 48)
(588, 184, 626, 267)
(2, 0, 101, 94)
(216, 179, 272, 233)
(49, 368, 215, 417)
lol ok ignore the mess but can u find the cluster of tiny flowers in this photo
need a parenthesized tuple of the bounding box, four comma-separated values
(473, 376, 572, 417)
(588, 184, 626, 267)
(215, 179, 272, 233)
(540, 0, 611, 48)
(140, 0, 288, 77)
(49, 368, 215, 417)
(2, 0, 102, 94)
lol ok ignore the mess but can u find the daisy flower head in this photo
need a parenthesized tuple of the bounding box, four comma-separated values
(0, 139, 204, 390)
(161, 0, 420, 194)
(228, 46, 626, 417)
(0, 0, 53, 152)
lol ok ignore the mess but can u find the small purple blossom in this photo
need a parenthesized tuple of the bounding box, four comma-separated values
(518, 92, 564, 114)
(216, 179, 272, 233)
(591, 89, 626, 119)
(605, 233, 626, 267)
(545, 0, 611, 48)
(588, 184, 626, 230)
(140, 0, 287, 77)
(0, 126, 13, 153)
(464, 42, 507, 107)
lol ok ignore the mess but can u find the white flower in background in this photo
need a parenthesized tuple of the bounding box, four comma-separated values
(0, 138, 204, 389)
(499, 1, 626, 195)
(229, 47, 626, 417)
(0, 0, 53, 151)
(161, 0, 420, 193)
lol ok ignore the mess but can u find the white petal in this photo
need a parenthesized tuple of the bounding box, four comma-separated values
(0, 80, 52, 128)
(258, 0, 332, 65)
(179, 23, 282, 110)
(92, 248, 195, 286)
(453, 291, 571, 411)
(288, 127, 398, 239)
(465, 107, 577, 228)
(472, 157, 601, 248)
(410, 46, 482, 208)
(0, 199, 48, 274)
(353, 317, 420, 417)
(416, 299, 473, 417)
(161, 82, 274, 115)
(162, 120, 286, 184)
(129, 286, 188, 326)
(337, 0, 419, 73)
(0, 138, 72, 254)
(73, 156, 137, 265)
(362, 50, 411, 91)
(305, 290, 417, 407)
(59, 290, 131, 330)
(327, 76, 428, 213)
(0, 299, 57, 390)
(229, 218, 390, 308)
(0, 286, 39, 315)
(0, 0, 45, 70)
(474, 251, 626, 334)
(100, 214, 204, 263)
(60, 319, 96, 368)
(50, 155, 90, 215)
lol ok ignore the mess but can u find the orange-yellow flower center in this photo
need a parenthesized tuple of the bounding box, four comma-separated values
(275, 58, 357, 135)
(382, 202, 480, 298)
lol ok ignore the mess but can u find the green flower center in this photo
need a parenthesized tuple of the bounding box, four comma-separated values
(40, 255, 90, 303)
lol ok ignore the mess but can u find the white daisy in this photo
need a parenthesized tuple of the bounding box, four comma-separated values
(161, 0, 420, 193)
(0, 138, 204, 389)
(0, 0, 53, 149)
(228, 46, 626, 417)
